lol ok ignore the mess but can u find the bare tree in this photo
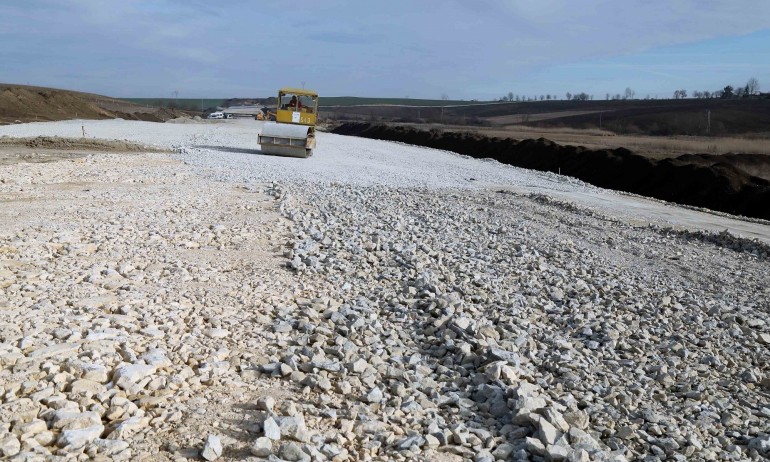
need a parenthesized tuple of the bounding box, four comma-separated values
(746, 77, 760, 95)
(566, 92, 572, 100)
(441, 93, 449, 101)
(624, 87, 635, 99)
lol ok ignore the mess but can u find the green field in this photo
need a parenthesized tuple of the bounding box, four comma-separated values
(124, 98, 229, 110)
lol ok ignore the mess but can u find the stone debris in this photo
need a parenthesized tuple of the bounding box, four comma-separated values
(57, 424, 104, 449)
(0, 435, 21, 457)
(250, 436, 273, 457)
(201, 434, 223, 461)
(249, 180, 769, 461)
(262, 416, 281, 440)
(0, 120, 768, 460)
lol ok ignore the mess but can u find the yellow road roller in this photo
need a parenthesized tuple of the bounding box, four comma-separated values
(258, 87, 318, 158)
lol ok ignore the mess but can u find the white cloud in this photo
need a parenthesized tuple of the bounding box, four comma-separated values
(1, 0, 768, 97)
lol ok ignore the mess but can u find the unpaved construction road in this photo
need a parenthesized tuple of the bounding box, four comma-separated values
(0, 119, 769, 461)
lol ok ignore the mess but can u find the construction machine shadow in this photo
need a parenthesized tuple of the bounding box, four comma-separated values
(193, 145, 265, 156)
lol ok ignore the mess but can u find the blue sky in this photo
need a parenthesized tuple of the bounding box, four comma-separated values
(1, 0, 769, 100)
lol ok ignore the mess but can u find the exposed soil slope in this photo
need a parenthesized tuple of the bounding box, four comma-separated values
(0, 84, 187, 124)
(332, 123, 770, 220)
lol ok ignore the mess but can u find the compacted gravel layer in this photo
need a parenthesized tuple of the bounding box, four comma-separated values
(0, 119, 769, 461)
(268, 181, 770, 461)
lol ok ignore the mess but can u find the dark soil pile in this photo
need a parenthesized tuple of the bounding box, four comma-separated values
(332, 123, 770, 220)
(112, 111, 163, 122)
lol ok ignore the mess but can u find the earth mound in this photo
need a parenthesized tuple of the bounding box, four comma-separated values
(0, 84, 189, 124)
(332, 123, 770, 220)
(0, 135, 166, 152)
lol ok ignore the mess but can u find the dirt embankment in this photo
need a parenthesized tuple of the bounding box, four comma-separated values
(0, 136, 169, 165)
(0, 135, 166, 152)
(0, 84, 189, 124)
(332, 123, 770, 220)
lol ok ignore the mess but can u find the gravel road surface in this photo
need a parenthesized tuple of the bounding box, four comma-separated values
(0, 119, 768, 461)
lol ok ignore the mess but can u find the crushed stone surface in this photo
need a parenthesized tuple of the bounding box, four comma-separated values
(0, 119, 768, 461)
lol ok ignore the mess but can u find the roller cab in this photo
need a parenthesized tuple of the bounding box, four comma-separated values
(258, 88, 318, 158)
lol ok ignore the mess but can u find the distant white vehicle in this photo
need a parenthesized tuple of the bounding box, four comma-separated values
(207, 112, 224, 119)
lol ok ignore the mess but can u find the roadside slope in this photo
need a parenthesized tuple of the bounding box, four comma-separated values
(332, 123, 770, 220)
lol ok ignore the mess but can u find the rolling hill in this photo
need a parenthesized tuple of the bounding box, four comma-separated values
(0, 84, 187, 124)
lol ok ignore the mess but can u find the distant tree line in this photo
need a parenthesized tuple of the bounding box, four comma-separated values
(691, 77, 761, 99)
(682, 78, 761, 99)
(498, 93, 561, 102)
(496, 77, 762, 102)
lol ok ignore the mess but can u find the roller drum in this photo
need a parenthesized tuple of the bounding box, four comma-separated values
(259, 122, 315, 158)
